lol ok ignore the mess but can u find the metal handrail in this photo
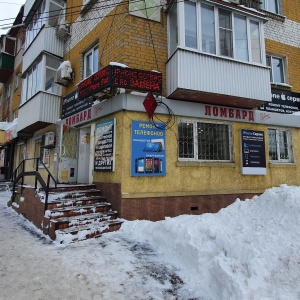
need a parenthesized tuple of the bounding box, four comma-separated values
(11, 157, 57, 213)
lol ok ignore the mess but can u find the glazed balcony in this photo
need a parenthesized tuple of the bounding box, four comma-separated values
(18, 91, 61, 133)
(166, 48, 271, 109)
(22, 26, 64, 72)
(0, 52, 14, 83)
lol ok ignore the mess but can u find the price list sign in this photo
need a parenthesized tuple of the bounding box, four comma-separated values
(94, 118, 116, 172)
(241, 129, 266, 175)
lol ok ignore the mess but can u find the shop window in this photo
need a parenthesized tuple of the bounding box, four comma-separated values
(178, 120, 233, 161)
(268, 128, 293, 163)
(266, 55, 285, 84)
(260, 0, 282, 15)
(83, 45, 99, 79)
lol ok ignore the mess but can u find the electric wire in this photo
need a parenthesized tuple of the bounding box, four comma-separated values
(0, 0, 172, 29)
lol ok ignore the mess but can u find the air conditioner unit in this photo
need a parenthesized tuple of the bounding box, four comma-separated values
(42, 132, 55, 148)
(56, 61, 73, 86)
(56, 19, 70, 39)
(230, 0, 240, 4)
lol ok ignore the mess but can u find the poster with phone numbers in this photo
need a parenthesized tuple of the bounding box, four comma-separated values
(131, 120, 166, 176)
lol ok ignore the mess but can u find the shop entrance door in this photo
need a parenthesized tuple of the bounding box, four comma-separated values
(77, 127, 91, 183)
(58, 125, 78, 183)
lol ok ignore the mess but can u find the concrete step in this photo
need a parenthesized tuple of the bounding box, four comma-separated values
(46, 202, 112, 219)
(47, 195, 107, 209)
(55, 219, 123, 243)
(50, 211, 118, 230)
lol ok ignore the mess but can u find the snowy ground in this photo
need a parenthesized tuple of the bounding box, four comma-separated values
(0, 185, 300, 300)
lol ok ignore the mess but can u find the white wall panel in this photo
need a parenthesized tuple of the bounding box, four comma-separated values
(167, 48, 271, 102)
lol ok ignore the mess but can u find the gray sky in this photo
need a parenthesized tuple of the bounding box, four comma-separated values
(0, 0, 25, 36)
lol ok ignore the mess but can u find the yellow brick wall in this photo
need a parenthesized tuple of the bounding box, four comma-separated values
(265, 39, 300, 92)
(117, 111, 300, 198)
(19, 124, 57, 186)
(282, 0, 300, 22)
(64, 2, 167, 96)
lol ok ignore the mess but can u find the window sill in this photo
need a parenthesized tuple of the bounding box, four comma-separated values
(262, 10, 285, 22)
(269, 162, 296, 167)
(176, 161, 236, 168)
(271, 83, 292, 90)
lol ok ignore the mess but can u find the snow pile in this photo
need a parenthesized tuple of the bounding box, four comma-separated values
(122, 184, 300, 300)
(1, 185, 300, 299)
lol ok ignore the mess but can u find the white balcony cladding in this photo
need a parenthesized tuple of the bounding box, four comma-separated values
(167, 48, 272, 109)
(23, 0, 43, 24)
(22, 27, 64, 73)
(18, 91, 60, 132)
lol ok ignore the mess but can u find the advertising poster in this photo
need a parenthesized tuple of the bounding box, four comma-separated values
(94, 119, 116, 172)
(241, 129, 266, 175)
(131, 121, 166, 177)
(259, 89, 300, 114)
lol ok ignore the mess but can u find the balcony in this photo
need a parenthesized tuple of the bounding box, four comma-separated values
(22, 26, 64, 72)
(166, 48, 271, 109)
(0, 52, 14, 83)
(18, 91, 61, 133)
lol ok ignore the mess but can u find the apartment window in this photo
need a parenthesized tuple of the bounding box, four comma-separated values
(268, 128, 293, 163)
(83, 45, 99, 78)
(45, 55, 61, 93)
(14, 73, 21, 90)
(25, 1, 46, 48)
(219, 9, 233, 57)
(168, 3, 178, 55)
(185, 1, 197, 49)
(25, 0, 65, 48)
(48, 0, 65, 27)
(21, 58, 42, 103)
(4, 84, 11, 100)
(178, 120, 232, 161)
(260, 0, 281, 14)
(266, 55, 285, 84)
(21, 55, 62, 103)
(12, 110, 17, 120)
(169, 1, 264, 63)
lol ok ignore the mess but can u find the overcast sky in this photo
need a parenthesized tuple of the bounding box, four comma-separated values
(0, 0, 26, 36)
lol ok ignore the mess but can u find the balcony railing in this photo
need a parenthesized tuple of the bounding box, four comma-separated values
(167, 48, 271, 109)
(18, 91, 61, 133)
(22, 26, 64, 72)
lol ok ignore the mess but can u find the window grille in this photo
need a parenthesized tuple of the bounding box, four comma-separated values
(178, 120, 232, 161)
(268, 128, 293, 162)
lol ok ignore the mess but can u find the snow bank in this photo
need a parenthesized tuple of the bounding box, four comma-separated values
(121, 184, 300, 300)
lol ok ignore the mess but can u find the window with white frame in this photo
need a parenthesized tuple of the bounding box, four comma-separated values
(169, 1, 263, 63)
(4, 84, 11, 100)
(83, 45, 99, 79)
(178, 120, 233, 161)
(21, 54, 62, 104)
(260, 0, 282, 15)
(266, 55, 285, 84)
(268, 128, 293, 163)
(25, 0, 65, 48)
(14, 72, 21, 90)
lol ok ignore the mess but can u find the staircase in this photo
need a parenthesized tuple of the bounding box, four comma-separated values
(43, 184, 123, 243)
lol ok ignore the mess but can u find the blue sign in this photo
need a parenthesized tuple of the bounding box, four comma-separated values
(131, 121, 166, 176)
